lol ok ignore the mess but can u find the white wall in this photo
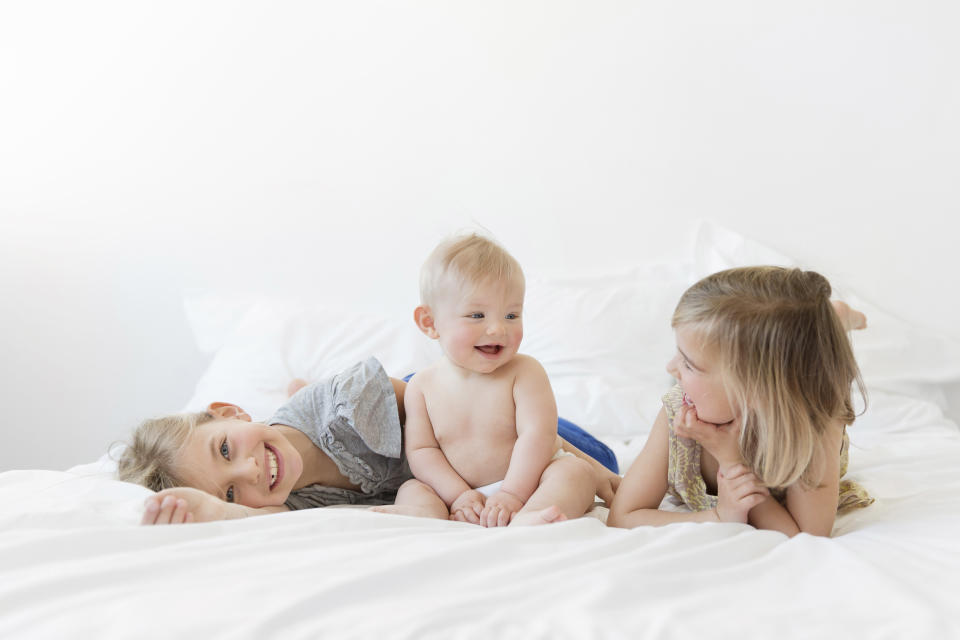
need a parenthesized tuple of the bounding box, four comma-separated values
(2, 1, 958, 471)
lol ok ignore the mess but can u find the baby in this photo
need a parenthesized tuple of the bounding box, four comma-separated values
(383, 233, 596, 527)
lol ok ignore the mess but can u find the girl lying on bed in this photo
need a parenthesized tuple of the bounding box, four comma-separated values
(608, 267, 873, 537)
(118, 359, 621, 525)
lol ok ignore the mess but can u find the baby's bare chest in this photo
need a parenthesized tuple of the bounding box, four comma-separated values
(425, 379, 518, 445)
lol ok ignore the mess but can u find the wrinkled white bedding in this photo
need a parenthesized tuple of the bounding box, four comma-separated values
(3, 223, 959, 638)
(2, 388, 959, 639)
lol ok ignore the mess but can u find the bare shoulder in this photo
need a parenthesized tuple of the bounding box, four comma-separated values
(509, 353, 549, 378)
(405, 361, 442, 391)
(823, 417, 846, 454)
(820, 417, 846, 471)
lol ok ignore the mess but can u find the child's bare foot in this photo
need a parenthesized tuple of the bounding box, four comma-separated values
(509, 505, 569, 526)
(369, 504, 447, 520)
(287, 378, 308, 398)
(831, 300, 867, 331)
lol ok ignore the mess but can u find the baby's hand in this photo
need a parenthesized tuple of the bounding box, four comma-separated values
(714, 463, 769, 524)
(674, 404, 743, 469)
(141, 487, 235, 525)
(449, 489, 486, 525)
(480, 490, 524, 528)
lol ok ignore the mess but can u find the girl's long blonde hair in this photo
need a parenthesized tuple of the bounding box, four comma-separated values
(115, 412, 215, 492)
(672, 266, 865, 489)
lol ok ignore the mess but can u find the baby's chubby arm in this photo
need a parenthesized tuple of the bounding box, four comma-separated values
(497, 356, 560, 505)
(141, 487, 288, 525)
(404, 377, 480, 514)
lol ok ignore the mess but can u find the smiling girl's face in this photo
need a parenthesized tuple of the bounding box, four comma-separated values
(665, 325, 737, 427)
(176, 418, 304, 508)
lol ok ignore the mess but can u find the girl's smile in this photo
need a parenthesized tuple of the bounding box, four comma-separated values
(178, 418, 304, 508)
(667, 326, 737, 427)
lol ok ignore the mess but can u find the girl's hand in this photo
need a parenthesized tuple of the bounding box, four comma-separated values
(480, 490, 525, 528)
(449, 489, 487, 525)
(714, 464, 769, 524)
(141, 487, 238, 525)
(674, 404, 743, 469)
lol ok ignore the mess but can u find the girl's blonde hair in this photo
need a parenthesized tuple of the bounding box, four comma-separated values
(673, 266, 865, 489)
(419, 232, 524, 306)
(115, 412, 216, 492)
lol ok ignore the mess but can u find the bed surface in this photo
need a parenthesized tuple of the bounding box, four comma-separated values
(3, 389, 959, 638)
(2, 224, 959, 638)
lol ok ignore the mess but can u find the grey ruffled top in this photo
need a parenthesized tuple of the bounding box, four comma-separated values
(268, 357, 410, 509)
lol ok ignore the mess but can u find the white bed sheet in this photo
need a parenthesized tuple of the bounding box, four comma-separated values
(3, 223, 960, 638)
(2, 388, 959, 639)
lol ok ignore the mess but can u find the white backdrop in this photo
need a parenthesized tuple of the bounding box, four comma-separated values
(2, 1, 958, 471)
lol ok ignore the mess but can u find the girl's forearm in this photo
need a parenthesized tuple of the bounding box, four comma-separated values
(747, 498, 803, 536)
(607, 506, 720, 529)
(230, 504, 290, 519)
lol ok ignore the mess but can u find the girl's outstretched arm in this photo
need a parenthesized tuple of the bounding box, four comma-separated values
(608, 409, 720, 528)
(141, 487, 288, 525)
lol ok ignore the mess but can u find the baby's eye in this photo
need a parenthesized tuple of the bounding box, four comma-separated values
(468, 313, 484, 319)
(505, 313, 519, 320)
(225, 486, 235, 503)
(219, 439, 230, 460)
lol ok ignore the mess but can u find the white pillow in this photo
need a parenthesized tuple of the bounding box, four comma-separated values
(690, 221, 960, 413)
(183, 299, 440, 420)
(522, 264, 692, 436)
(181, 220, 960, 439)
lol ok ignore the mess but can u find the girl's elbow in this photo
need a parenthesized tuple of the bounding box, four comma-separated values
(606, 502, 636, 528)
(606, 509, 625, 528)
(800, 521, 834, 537)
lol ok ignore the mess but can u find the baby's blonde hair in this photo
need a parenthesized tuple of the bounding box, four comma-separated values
(673, 266, 865, 490)
(115, 412, 216, 492)
(419, 232, 524, 306)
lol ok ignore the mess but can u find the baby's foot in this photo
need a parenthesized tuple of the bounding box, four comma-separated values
(509, 505, 568, 526)
(831, 300, 867, 331)
(369, 504, 444, 520)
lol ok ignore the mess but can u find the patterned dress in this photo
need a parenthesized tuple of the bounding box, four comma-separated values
(662, 385, 873, 515)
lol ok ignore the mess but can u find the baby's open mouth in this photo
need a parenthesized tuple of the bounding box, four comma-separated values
(475, 345, 503, 355)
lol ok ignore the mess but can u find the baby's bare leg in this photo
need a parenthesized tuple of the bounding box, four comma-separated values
(831, 300, 867, 330)
(510, 456, 596, 526)
(370, 479, 449, 520)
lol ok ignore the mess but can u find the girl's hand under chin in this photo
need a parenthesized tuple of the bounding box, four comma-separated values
(674, 404, 743, 469)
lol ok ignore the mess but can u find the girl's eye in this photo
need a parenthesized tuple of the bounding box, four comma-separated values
(225, 486, 235, 503)
(683, 359, 694, 371)
(219, 439, 230, 460)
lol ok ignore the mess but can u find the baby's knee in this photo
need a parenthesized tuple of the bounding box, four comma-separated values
(397, 478, 440, 498)
(548, 455, 594, 485)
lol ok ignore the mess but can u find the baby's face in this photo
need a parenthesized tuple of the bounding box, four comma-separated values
(666, 325, 736, 426)
(432, 276, 525, 374)
(176, 418, 304, 508)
